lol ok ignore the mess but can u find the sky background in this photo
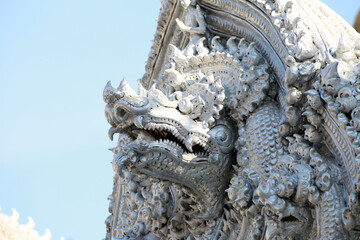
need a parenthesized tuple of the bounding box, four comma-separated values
(0, 1, 359, 240)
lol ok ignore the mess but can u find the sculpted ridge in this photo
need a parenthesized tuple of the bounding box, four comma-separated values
(104, 0, 360, 239)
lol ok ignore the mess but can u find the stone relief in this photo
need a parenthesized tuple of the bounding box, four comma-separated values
(104, 0, 360, 239)
(175, 0, 206, 57)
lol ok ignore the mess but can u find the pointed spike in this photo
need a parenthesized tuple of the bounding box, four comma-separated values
(105, 80, 113, 88)
(117, 78, 124, 90)
(103, 80, 116, 94)
(119, 77, 127, 89)
(108, 127, 118, 141)
(137, 83, 147, 96)
(337, 35, 352, 53)
(108, 147, 116, 153)
(322, 61, 339, 79)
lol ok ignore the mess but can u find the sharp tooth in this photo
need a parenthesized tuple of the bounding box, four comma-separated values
(185, 135, 199, 152)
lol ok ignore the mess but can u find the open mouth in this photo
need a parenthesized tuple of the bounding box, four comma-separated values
(128, 123, 211, 164)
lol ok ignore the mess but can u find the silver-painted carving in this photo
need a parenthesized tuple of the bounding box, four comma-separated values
(104, 0, 360, 239)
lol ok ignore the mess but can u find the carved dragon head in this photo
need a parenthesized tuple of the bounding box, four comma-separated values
(103, 35, 270, 223)
(104, 0, 360, 239)
(104, 77, 236, 220)
(103, 31, 277, 239)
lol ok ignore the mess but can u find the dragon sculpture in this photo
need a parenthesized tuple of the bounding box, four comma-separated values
(104, 0, 360, 239)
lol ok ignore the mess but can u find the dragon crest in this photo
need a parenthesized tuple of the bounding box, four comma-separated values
(104, 0, 360, 239)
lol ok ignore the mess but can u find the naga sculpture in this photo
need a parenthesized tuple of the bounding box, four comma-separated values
(104, 0, 360, 239)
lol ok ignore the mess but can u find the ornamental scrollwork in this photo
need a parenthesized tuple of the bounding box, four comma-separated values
(104, 1, 360, 239)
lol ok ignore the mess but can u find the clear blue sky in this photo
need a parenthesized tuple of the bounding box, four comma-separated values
(0, 1, 359, 240)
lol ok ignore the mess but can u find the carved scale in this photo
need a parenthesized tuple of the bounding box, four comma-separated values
(103, 0, 360, 239)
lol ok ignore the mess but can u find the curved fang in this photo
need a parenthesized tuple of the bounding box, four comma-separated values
(185, 135, 200, 152)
